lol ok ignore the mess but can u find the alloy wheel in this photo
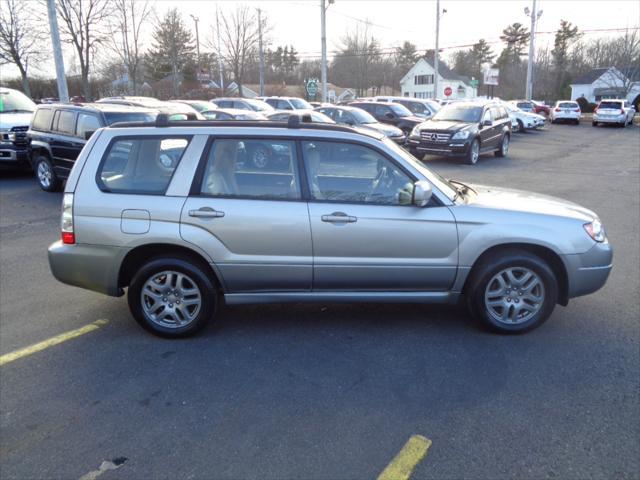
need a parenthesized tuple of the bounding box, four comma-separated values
(37, 161, 52, 189)
(484, 267, 545, 325)
(141, 270, 202, 328)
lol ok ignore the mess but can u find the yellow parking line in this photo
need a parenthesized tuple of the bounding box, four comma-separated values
(377, 434, 432, 480)
(0, 319, 108, 367)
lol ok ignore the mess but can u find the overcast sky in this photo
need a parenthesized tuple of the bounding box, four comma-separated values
(2, 0, 639, 78)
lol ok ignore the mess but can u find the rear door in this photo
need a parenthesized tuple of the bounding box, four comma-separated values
(301, 139, 458, 291)
(49, 109, 82, 178)
(478, 108, 498, 149)
(180, 137, 312, 292)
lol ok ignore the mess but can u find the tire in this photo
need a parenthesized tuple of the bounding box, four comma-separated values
(34, 155, 61, 192)
(466, 139, 480, 165)
(517, 119, 526, 133)
(466, 250, 558, 334)
(592, 121, 598, 127)
(128, 257, 217, 338)
(494, 134, 509, 157)
(550, 119, 556, 124)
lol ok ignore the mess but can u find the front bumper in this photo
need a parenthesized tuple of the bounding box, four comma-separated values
(562, 241, 613, 299)
(48, 241, 126, 297)
(0, 145, 29, 168)
(407, 136, 470, 157)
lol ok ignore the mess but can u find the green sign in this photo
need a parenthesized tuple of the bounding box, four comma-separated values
(306, 79, 319, 98)
(470, 79, 479, 88)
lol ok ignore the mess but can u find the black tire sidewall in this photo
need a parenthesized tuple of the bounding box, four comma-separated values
(495, 134, 509, 157)
(128, 257, 216, 338)
(468, 253, 558, 334)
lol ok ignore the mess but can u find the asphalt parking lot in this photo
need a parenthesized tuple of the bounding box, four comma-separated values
(1, 123, 639, 480)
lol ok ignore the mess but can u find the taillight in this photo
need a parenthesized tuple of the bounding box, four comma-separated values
(594, 107, 599, 113)
(555, 108, 561, 112)
(574, 108, 581, 112)
(61, 193, 75, 244)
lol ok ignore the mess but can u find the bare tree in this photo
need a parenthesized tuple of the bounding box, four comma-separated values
(56, 0, 113, 100)
(600, 29, 640, 98)
(107, 0, 153, 95)
(216, 6, 264, 97)
(0, 0, 45, 97)
(332, 23, 382, 96)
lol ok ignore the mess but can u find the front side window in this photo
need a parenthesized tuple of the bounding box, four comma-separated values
(98, 137, 190, 194)
(56, 110, 76, 135)
(277, 100, 293, 110)
(301, 140, 413, 205)
(76, 113, 102, 137)
(32, 108, 53, 130)
(200, 139, 300, 200)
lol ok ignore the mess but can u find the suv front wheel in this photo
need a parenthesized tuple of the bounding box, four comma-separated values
(34, 155, 61, 192)
(467, 250, 558, 333)
(128, 257, 217, 337)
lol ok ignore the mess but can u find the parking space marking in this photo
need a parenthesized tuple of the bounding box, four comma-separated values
(0, 319, 108, 367)
(377, 434, 432, 480)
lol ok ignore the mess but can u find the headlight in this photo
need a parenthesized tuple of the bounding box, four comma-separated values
(410, 125, 421, 137)
(584, 219, 607, 242)
(452, 130, 471, 140)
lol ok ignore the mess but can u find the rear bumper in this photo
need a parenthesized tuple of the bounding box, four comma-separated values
(562, 242, 613, 299)
(48, 241, 126, 297)
(593, 114, 626, 123)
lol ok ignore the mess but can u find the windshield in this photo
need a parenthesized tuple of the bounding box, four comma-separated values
(389, 104, 412, 117)
(517, 102, 533, 109)
(104, 112, 157, 124)
(291, 98, 313, 109)
(383, 138, 458, 201)
(433, 105, 482, 123)
(246, 99, 274, 112)
(599, 101, 622, 109)
(426, 100, 441, 112)
(401, 101, 427, 114)
(351, 108, 377, 124)
(0, 89, 36, 113)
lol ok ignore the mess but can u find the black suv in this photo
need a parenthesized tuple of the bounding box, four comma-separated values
(407, 101, 511, 165)
(348, 101, 424, 135)
(28, 103, 157, 191)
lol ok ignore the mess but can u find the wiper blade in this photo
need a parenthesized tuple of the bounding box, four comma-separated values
(0, 109, 33, 113)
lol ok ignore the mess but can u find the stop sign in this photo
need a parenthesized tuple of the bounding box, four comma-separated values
(444, 86, 452, 97)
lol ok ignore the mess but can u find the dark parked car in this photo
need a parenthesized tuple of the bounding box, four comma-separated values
(407, 101, 511, 164)
(315, 105, 405, 143)
(348, 101, 424, 135)
(27, 103, 157, 191)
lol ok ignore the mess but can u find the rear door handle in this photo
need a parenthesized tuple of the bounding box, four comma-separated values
(189, 207, 225, 218)
(321, 211, 357, 223)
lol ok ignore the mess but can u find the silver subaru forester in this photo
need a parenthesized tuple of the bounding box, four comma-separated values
(48, 116, 613, 337)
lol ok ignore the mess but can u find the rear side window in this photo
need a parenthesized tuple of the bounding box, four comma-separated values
(55, 110, 76, 135)
(98, 137, 190, 194)
(200, 139, 300, 200)
(32, 109, 53, 130)
(276, 100, 292, 110)
(76, 113, 102, 137)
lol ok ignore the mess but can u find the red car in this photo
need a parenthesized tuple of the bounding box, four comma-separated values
(532, 100, 550, 116)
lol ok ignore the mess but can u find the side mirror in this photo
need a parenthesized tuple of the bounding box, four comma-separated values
(412, 180, 432, 207)
(482, 119, 492, 127)
(84, 130, 95, 140)
(344, 118, 355, 125)
(384, 112, 395, 120)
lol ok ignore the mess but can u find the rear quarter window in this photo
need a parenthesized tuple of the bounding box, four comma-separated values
(97, 136, 191, 194)
(32, 109, 53, 130)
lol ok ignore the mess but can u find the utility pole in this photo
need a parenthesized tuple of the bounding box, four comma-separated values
(191, 15, 201, 81)
(434, 0, 440, 101)
(215, 7, 224, 96)
(257, 8, 265, 96)
(525, 0, 542, 100)
(46, 0, 69, 102)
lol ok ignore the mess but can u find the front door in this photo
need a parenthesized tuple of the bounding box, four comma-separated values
(50, 109, 82, 178)
(479, 108, 501, 150)
(301, 140, 458, 291)
(180, 137, 313, 293)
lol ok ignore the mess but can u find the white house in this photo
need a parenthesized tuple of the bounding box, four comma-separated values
(570, 67, 640, 107)
(400, 58, 477, 100)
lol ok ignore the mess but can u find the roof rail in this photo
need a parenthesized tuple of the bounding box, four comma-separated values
(286, 113, 313, 128)
(156, 112, 199, 126)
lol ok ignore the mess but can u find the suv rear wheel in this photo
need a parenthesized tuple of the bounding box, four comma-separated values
(128, 257, 217, 337)
(34, 155, 61, 192)
(467, 250, 558, 333)
(494, 134, 510, 157)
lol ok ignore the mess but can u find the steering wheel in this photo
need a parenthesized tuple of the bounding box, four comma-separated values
(366, 166, 394, 202)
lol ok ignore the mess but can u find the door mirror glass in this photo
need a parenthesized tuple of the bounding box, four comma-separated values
(412, 180, 432, 207)
(384, 112, 395, 120)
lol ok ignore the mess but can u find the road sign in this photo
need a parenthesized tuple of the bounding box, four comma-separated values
(444, 86, 452, 97)
(306, 79, 319, 97)
(470, 78, 479, 88)
(483, 68, 500, 86)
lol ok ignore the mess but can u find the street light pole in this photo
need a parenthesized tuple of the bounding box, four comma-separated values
(525, 0, 541, 100)
(257, 8, 265, 97)
(215, 7, 224, 95)
(46, 0, 69, 102)
(190, 15, 201, 80)
(320, 0, 327, 102)
(434, 0, 440, 100)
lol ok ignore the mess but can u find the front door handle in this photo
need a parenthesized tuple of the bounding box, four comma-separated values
(321, 211, 357, 223)
(189, 207, 225, 218)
